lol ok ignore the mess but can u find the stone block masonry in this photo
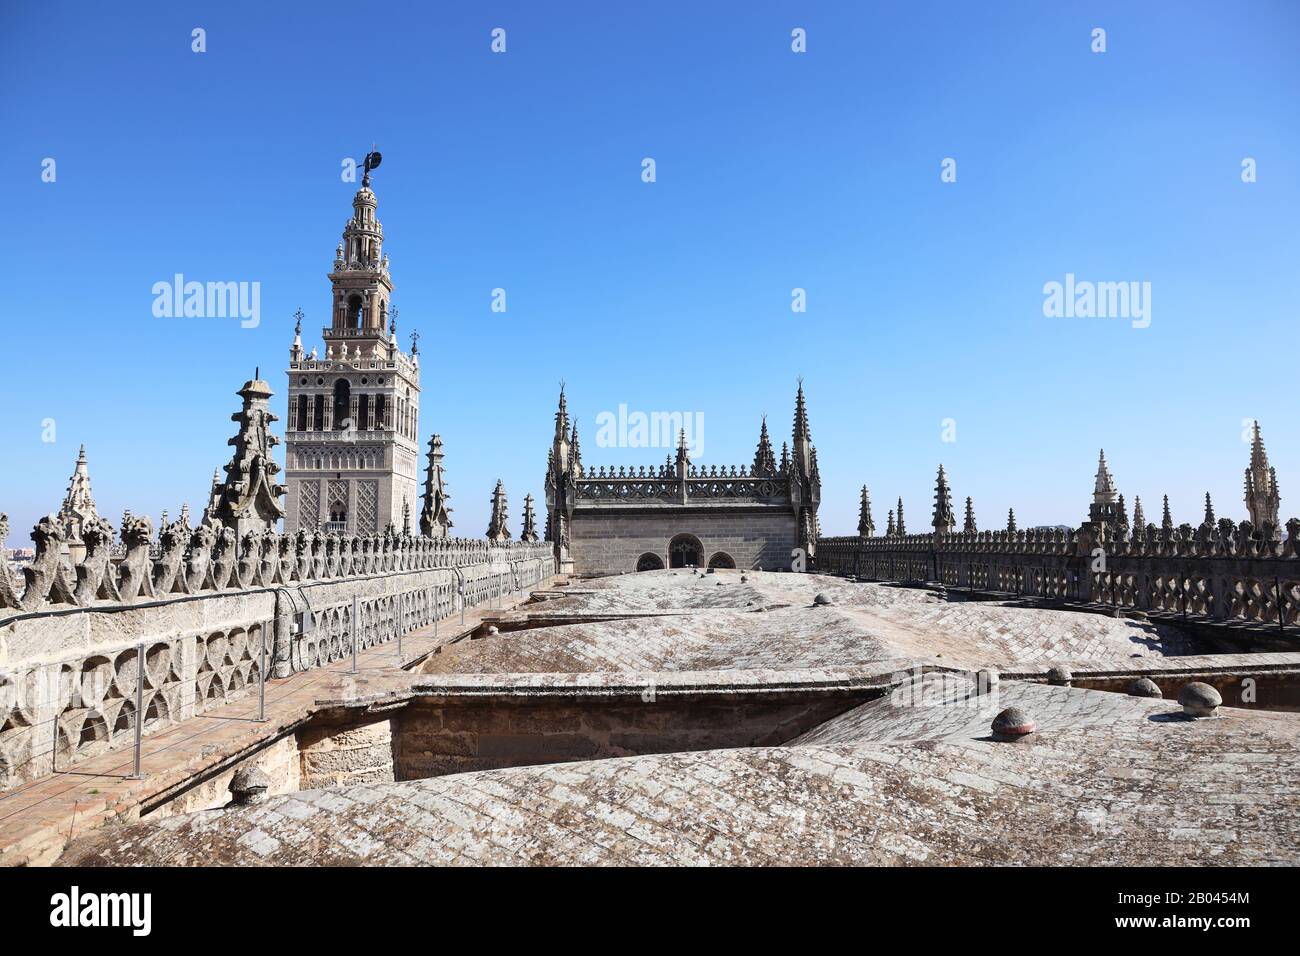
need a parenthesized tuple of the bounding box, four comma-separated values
(393, 685, 870, 780)
(570, 510, 796, 575)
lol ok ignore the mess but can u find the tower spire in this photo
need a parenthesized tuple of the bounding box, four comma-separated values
(56, 444, 101, 560)
(792, 380, 811, 442)
(419, 434, 453, 537)
(1088, 448, 1123, 531)
(328, 153, 392, 342)
(857, 485, 875, 537)
(932, 464, 955, 533)
(896, 497, 906, 535)
(544, 383, 576, 573)
(1006, 507, 1017, 533)
(210, 374, 285, 538)
(486, 479, 511, 542)
(1203, 492, 1215, 527)
(290, 308, 304, 361)
(1245, 420, 1281, 536)
(963, 496, 977, 533)
(521, 493, 540, 542)
(753, 417, 777, 477)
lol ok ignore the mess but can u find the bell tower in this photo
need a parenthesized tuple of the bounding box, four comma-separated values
(284, 150, 422, 537)
(327, 161, 392, 349)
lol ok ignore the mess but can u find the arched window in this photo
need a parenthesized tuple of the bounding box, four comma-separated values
(346, 294, 363, 329)
(375, 395, 387, 429)
(333, 379, 351, 431)
(668, 534, 703, 569)
(313, 394, 325, 430)
(358, 394, 370, 431)
(707, 552, 736, 570)
(295, 394, 307, 431)
(636, 553, 665, 572)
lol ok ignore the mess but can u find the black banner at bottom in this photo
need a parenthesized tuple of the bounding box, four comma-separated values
(0, 865, 1278, 942)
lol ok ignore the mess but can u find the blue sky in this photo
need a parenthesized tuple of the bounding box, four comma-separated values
(1, 1, 1297, 543)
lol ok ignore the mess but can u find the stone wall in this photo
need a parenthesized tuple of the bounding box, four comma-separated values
(146, 731, 303, 820)
(570, 510, 796, 575)
(299, 716, 397, 789)
(394, 688, 864, 779)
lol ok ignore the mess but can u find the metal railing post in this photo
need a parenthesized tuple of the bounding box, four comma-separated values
(1274, 574, 1284, 634)
(257, 620, 268, 722)
(127, 642, 144, 779)
(351, 595, 359, 674)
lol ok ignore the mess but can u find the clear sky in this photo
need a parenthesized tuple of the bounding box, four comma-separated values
(1, 1, 1297, 544)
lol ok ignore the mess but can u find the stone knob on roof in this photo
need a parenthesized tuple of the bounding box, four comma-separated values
(1178, 681, 1222, 718)
(1127, 677, 1162, 698)
(228, 766, 271, 806)
(991, 707, 1036, 741)
(1047, 665, 1073, 687)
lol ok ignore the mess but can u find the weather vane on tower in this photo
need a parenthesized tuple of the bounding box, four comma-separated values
(361, 144, 382, 188)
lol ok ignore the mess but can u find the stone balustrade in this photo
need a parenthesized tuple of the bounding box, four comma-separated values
(816, 518, 1300, 627)
(0, 516, 555, 791)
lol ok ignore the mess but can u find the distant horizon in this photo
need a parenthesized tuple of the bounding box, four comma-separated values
(2, 1, 1296, 545)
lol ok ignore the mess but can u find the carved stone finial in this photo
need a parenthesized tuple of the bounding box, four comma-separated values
(521, 493, 540, 543)
(420, 434, 453, 538)
(858, 485, 875, 537)
(486, 480, 511, 542)
(210, 376, 285, 539)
